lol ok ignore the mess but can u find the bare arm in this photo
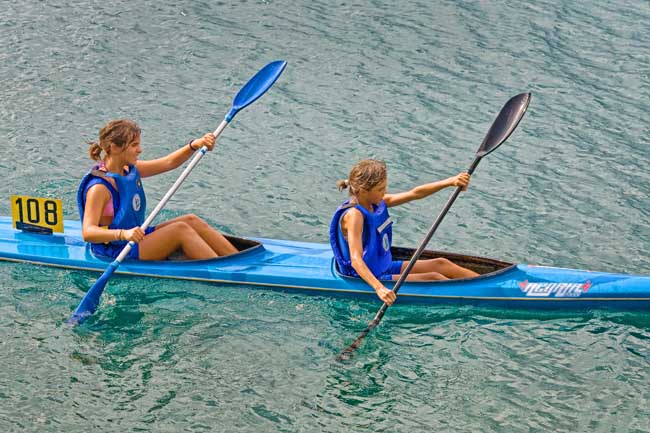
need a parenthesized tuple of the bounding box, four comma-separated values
(383, 172, 470, 207)
(344, 209, 397, 305)
(136, 132, 216, 178)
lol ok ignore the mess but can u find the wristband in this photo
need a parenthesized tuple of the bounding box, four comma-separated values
(188, 140, 198, 151)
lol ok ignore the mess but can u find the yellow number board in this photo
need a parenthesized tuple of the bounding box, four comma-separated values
(11, 195, 64, 234)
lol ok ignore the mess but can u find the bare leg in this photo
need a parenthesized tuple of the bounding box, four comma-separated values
(394, 258, 479, 281)
(156, 214, 238, 256)
(138, 222, 217, 260)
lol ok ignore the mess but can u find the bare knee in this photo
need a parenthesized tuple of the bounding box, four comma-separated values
(139, 222, 202, 260)
(431, 258, 453, 267)
(429, 257, 478, 279)
(181, 213, 210, 229)
(417, 258, 453, 273)
(171, 221, 197, 238)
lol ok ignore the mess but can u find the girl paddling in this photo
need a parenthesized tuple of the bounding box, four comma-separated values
(330, 159, 479, 305)
(78, 119, 238, 261)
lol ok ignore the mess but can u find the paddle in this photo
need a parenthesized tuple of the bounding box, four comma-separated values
(337, 92, 531, 360)
(68, 60, 287, 325)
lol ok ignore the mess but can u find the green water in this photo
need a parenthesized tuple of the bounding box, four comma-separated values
(1, 0, 649, 431)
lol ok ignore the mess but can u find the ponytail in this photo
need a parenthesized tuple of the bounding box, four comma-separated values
(88, 140, 103, 161)
(336, 179, 350, 192)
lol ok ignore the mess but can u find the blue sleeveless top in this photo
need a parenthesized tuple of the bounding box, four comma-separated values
(77, 164, 147, 253)
(329, 199, 393, 278)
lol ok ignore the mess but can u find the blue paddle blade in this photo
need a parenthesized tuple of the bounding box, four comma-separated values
(67, 261, 119, 325)
(225, 60, 287, 122)
(477, 92, 531, 157)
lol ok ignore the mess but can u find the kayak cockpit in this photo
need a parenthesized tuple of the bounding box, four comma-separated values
(161, 234, 263, 262)
(226, 235, 262, 253)
(334, 246, 515, 281)
(390, 246, 514, 277)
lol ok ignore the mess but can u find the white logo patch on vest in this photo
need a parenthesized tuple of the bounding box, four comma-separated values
(132, 194, 141, 212)
(377, 218, 392, 252)
(377, 218, 392, 233)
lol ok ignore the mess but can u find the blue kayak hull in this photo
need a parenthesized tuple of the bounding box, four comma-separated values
(1, 217, 649, 310)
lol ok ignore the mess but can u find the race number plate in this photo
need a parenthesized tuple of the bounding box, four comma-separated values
(11, 195, 64, 234)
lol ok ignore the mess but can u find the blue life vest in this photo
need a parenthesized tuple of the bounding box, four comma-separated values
(76, 164, 147, 251)
(329, 199, 393, 278)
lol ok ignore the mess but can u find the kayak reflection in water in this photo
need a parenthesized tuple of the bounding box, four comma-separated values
(78, 119, 237, 261)
(330, 159, 479, 305)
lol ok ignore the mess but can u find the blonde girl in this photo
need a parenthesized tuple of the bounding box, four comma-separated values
(329, 159, 479, 305)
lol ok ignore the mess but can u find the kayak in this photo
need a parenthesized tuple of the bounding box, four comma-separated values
(1, 216, 649, 310)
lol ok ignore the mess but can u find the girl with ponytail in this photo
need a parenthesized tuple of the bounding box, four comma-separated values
(329, 159, 478, 305)
(78, 119, 237, 261)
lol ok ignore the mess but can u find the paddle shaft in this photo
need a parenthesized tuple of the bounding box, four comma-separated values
(389, 155, 481, 298)
(338, 156, 482, 357)
(113, 120, 228, 262)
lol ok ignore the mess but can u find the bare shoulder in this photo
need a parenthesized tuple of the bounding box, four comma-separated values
(341, 207, 364, 233)
(343, 206, 363, 220)
(85, 182, 111, 203)
(383, 193, 396, 207)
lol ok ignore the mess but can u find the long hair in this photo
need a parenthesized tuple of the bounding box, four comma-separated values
(88, 119, 141, 161)
(336, 159, 387, 195)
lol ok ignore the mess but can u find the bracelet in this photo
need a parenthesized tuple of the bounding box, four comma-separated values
(117, 229, 124, 241)
(188, 140, 198, 151)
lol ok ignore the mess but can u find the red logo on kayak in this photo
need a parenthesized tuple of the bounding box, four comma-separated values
(518, 280, 591, 297)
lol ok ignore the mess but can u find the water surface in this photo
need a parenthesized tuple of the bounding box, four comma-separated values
(1, 0, 649, 431)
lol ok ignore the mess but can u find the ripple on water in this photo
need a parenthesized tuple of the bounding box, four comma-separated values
(1, 0, 650, 431)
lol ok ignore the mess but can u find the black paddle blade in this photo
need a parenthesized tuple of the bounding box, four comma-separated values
(477, 92, 531, 158)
